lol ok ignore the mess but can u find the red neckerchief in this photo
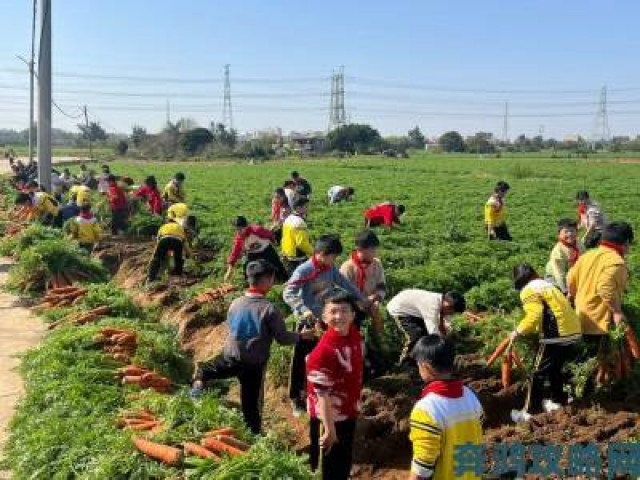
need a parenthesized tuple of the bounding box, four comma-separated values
(420, 379, 463, 399)
(600, 240, 626, 258)
(351, 250, 371, 291)
(288, 255, 331, 287)
(560, 239, 580, 266)
(312, 255, 331, 273)
(577, 203, 587, 216)
(79, 211, 93, 220)
(246, 286, 269, 296)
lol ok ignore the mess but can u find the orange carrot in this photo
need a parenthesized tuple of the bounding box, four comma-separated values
(47, 286, 81, 295)
(89, 306, 111, 316)
(132, 436, 182, 465)
(118, 365, 148, 377)
(206, 427, 235, 437)
(624, 326, 640, 360)
(183, 442, 219, 460)
(129, 421, 160, 431)
(511, 349, 525, 371)
(201, 437, 245, 457)
(215, 435, 249, 452)
(501, 351, 512, 389)
(487, 337, 511, 367)
(101, 327, 132, 336)
(122, 375, 143, 385)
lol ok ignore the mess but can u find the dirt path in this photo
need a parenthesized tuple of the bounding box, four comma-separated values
(0, 257, 45, 459)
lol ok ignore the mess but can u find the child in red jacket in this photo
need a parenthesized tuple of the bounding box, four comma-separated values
(307, 292, 363, 480)
(224, 216, 288, 283)
(364, 202, 405, 229)
(107, 174, 129, 235)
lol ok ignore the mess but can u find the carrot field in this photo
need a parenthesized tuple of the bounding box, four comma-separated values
(2, 151, 640, 478)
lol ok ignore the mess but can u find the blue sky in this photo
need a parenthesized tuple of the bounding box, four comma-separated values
(1, 0, 639, 139)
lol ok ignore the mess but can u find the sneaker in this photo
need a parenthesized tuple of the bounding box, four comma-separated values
(189, 385, 203, 399)
(510, 409, 532, 423)
(542, 399, 562, 413)
(291, 400, 306, 418)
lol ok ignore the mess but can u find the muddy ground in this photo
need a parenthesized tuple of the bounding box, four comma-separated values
(98, 241, 640, 479)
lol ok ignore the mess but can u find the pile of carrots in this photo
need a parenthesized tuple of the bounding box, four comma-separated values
(131, 426, 250, 466)
(486, 337, 526, 389)
(48, 272, 79, 290)
(596, 326, 640, 385)
(48, 305, 111, 330)
(116, 364, 172, 394)
(488, 325, 640, 388)
(194, 284, 235, 305)
(34, 286, 88, 312)
(95, 326, 138, 363)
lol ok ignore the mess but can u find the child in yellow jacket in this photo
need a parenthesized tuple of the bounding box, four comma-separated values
(67, 204, 102, 253)
(484, 181, 511, 241)
(409, 335, 483, 480)
(510, 264, 581, 423)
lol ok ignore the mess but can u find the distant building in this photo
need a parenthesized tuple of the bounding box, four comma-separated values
(287, 131, 326, 155)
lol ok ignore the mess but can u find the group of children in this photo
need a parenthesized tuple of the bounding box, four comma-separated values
(194, 172, 635, 479)
(11, 162, 635, 479)
(12, 165, 197, 281)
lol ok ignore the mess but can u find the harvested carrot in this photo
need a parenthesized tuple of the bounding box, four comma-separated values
(501, 351, 512, 389)
(206, 427, 235, 437)
(47, 286, 81, 295)
(129, 421, 160, 431)
(624, 326, 640, 360)
(101, 327, 132, 336)
(132, 436, 182, 466)
(215, 435, 249, 452)
(183, 442, 219, 460)
(201, 437, 245, 457)
(487, 337, 511, 367)
(118, 365, 148, 377)
(88, 306, 111, 316)
(511, 349, 525, 371)
(122, 375, 143, 385)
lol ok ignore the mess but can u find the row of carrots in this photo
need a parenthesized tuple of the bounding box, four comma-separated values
(35, 286, 88, 312)
(194, 284, 235, 305)
(131, 426, 250, 466)
(487, 325, 640, 389)
(48, 305, 111, 330)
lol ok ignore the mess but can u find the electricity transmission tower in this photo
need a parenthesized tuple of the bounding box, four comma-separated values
(328, 66, 346, 130)
(592, 85, 610, 144)
(502, 101, 509, 143)
(222, 64, 233, 131)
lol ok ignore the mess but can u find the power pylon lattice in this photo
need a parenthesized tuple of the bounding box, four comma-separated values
(502, 101, 509, 143)
(592, 85, 610, 144)
(222, 64, 233, 131)
(328, 66, 346, 130)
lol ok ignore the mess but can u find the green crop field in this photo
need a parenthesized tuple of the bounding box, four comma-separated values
(105, 153, 640, 311)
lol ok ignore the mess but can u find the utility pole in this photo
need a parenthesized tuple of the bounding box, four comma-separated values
(222, 65, 233, 131)
(83, 105, 93, 161)
(37, 0, 51, 191)
(166, 99, 171, 126)
(29, 0, 37, 163)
